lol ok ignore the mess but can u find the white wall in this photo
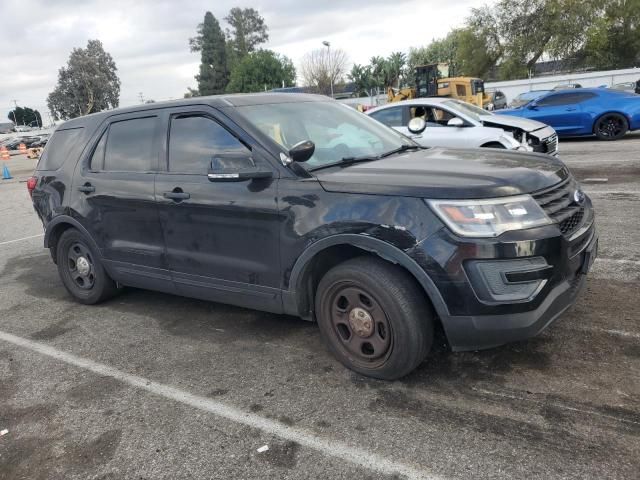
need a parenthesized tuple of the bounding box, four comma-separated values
(486, 67, 640, 104)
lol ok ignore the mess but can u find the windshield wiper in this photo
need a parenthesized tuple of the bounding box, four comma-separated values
(308, 144, 422, 172)
(308, 155, 380, 172)
(379, 144, 422, 158)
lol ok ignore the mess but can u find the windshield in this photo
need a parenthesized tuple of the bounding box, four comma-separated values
(236, 101, 412, 169)
(443, 99, 489, 121)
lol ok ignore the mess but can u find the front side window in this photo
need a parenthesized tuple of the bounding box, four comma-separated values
(169, 115, 248, 174)
(537, 92, 596, 107)
(430, 107, 456, 126)
(369, 107, 403, 127)
(237, 102, 412, 169)
(104, 116, 158, 172)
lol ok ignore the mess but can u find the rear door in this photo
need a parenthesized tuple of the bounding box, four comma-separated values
(72, 113, 170, 290)
(155, 106, 282, 312)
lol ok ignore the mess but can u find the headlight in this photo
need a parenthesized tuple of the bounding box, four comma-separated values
(426, 195, 552, 237)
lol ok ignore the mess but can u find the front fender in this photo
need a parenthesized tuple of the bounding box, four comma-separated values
(283, 233, 450, 320)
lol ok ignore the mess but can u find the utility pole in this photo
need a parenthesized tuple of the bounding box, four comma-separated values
(10, 99, 19, 126)
(138, 92, 145, 103)
(322, 41, 333, 98)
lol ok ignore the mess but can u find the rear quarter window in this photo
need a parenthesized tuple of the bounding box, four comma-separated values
(36, 127, 84, 171)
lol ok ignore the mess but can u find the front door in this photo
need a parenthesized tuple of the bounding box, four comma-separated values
(155, 108, 282, 312)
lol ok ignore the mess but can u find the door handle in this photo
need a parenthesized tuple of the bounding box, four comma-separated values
(410, 134, 423, 139)
(77, 184, 95, 194)
(566, 108, 577, 111)
(163, 191, 190, 200)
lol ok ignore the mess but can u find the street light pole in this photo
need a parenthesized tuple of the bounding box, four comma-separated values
(10, 99, 19, 127)
(322, 40, 333, 98)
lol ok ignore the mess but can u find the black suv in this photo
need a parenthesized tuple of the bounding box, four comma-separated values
(30, 94, 597, 380)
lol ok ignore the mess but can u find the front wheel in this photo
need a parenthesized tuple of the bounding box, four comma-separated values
(315, 257, 433, 380)
(594, 113, 628, 140)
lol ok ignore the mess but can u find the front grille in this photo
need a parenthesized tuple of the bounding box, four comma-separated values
(544, 134, 558, 155)
(560, 209, 584, 234)
(532, 177, 584, 237)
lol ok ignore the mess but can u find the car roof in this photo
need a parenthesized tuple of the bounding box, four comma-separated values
(58, 93, 330, 130)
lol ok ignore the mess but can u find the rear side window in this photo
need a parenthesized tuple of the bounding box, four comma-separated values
(37, 127, 84, 171)
(103, 116, 158, 172)
(168, 115, 248, 174)
(369, 107, 403, 127)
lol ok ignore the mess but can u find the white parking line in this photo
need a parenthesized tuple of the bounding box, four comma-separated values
(0, 233, 43, 246)
(595, 257, 640, 267)
(0, 330, 441, 480)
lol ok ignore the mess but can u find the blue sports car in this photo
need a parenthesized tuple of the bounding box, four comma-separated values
(500, 88, 640, 140)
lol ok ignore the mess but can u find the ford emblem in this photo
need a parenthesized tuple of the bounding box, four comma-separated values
(573, 189, 585, 204)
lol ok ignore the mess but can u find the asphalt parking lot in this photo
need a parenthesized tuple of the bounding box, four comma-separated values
(1, 134, 639, 480)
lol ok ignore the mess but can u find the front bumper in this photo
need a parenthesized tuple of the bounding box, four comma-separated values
(410, 198, 596, 351)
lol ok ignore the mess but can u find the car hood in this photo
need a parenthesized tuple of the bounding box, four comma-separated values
(479, 113, 545, 132)
(314, 147, 569, 199)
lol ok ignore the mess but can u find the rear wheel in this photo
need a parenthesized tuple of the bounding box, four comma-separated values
(315, 256, 433, 380)
(594, 113, 628, 140)
(56, 229, 118, 304)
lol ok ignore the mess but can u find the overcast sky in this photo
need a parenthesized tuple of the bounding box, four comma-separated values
(0, 0, 491, 123)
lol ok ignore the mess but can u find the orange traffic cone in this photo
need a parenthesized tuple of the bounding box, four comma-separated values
(0, 146, 10, 161)
(18, 143, 27, 154)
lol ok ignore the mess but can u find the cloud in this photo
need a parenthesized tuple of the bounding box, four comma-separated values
(0, 0, 488, 121)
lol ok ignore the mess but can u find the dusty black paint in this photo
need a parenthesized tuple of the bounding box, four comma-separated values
(30, 92, 596, 352)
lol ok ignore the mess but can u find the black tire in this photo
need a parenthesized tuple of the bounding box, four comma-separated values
(481, 142, 507, 149)
(315, 256, 433, 380)
(594, 113, 628, 141)
(56, 229, 118, 304)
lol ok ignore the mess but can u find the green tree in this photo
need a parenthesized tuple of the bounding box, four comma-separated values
(189, 11, 228, 95)
(408, 31, 462, 75)
(386, 52, 406, 87)
(47, 40, 120, 120)
(461, 0, 598, 79)
(226, 50, 295, 93)
(584, 0, 640, 69)
(348, 64, 373, 97)
(224, 7, 269, 68)
(8, 106, 42, 127)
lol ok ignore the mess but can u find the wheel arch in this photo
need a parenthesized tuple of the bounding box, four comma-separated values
(44, 215, 102, 264)
(283, 234, 450, 322)
(592, 110, 630, 133)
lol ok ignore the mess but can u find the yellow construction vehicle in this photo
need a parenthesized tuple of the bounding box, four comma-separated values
(387, 63, 490, 107)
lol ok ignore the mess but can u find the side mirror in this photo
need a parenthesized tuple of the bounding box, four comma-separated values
(288, 140, 315, 163)
(527, 103, 538, 110)
(447, 117, 465, 127)
(208, 153, 272, 182)
(407, 117, 426, 134)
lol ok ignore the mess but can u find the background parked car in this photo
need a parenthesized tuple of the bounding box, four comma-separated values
(552, 83, 582, 90)
(611, 82, 637, 94)
(0, 122, 15, 134)
(484, 90, 508, 110)
(367, 97, 558, 155)
(509, 90, 552, 108)
(500, 88, 640, 140)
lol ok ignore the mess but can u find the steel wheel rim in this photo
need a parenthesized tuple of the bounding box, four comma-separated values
(326, 283, 392, 367)
(67, 242, 95, 290)
(598, 116, 624, 138)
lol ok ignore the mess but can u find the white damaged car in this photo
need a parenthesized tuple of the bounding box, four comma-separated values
(367, 97, 558, 156)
